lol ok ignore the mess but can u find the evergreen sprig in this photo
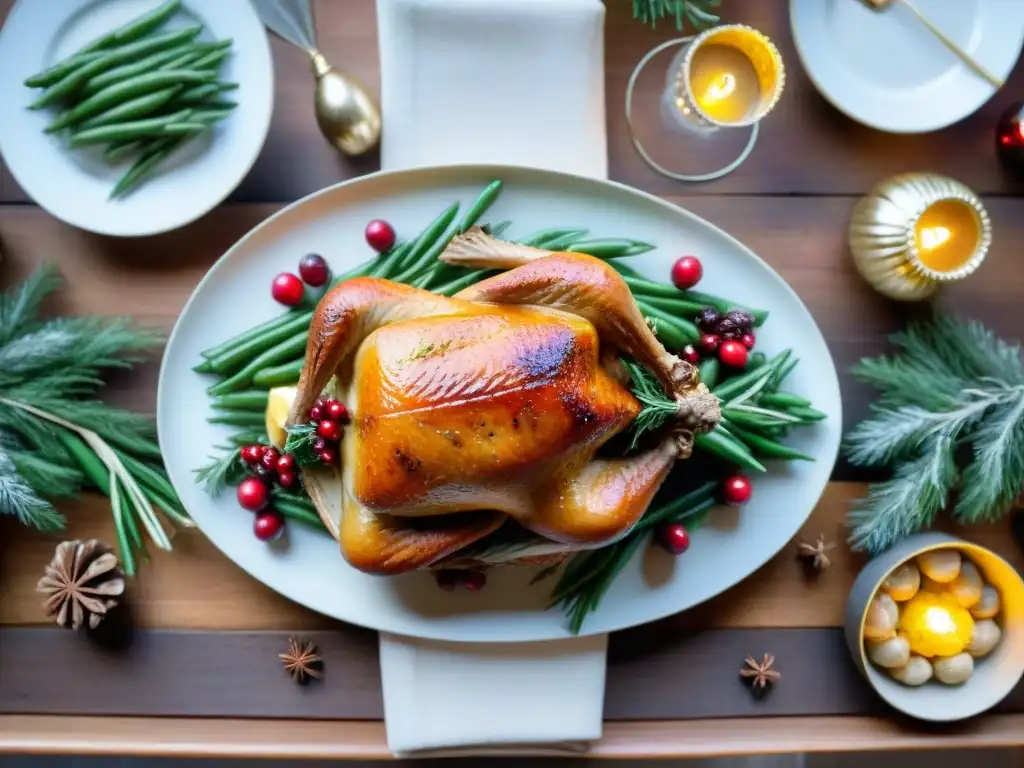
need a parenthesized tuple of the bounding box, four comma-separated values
(0, 264, 190, 574)
(631, 0, 721, 30)
(844, 314, 1024, 554)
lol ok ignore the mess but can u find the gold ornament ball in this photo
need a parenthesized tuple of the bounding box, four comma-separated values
(311, 52, 381, 156)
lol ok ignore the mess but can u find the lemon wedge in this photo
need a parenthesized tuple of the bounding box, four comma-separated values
(265, 385, 297, 449)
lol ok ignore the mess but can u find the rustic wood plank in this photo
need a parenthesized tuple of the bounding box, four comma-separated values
(1, 714, 1023, 759)
(4, 625, 1018, 720)
(5, 0, 1024, 203)
(3, 482, 1020, 631)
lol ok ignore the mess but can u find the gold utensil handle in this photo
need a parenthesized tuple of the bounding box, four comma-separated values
(899, 0, 1004, 88)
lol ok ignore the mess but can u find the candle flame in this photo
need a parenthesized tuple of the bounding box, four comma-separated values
(701, 73, 737, 105)
(919, 225, 951, 251)
(923, 605, 956, 635)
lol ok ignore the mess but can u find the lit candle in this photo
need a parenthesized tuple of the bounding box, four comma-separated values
(900, 590, 975, 658)
(913, 200, 982, 275)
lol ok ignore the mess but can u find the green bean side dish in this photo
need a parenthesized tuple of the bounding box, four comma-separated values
(23, 0, 238, 199)
(194, 180, 827, 633)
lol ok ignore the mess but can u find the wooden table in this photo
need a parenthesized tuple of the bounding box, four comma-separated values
(1, 0, 1023, 759)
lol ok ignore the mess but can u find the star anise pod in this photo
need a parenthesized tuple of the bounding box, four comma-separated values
(797, 534, 835, 572)
(740, 653, 780, 690)
(279, 637, 323, 683)
(36, 540, 125, 630)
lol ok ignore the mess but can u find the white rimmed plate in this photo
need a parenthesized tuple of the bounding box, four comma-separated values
(791, 0, 1024, 133)
(158, 164, 843, 643)
(0, 0, 273, 236)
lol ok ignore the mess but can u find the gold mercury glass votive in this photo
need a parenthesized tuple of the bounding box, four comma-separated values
(849, 173, 992, 301)
(667, 24, 786, 132)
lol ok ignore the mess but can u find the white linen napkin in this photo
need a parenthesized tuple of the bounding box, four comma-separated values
(375, 0, 609, 756)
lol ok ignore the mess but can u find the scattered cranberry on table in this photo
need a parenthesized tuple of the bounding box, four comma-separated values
(271, 273, 305, 307)
(718, 339, 749, 368)
(365, 219, 396, 252)
(253, 509, 285, 542)
(237, 476, 270, 511)
(741, 332, 756, 350)
(670, 255, 703, 290)
(700, 333, 720, 354)
(681, 344, 700, 365)
(656, 523, 691, 555)
(298, 253, 330, 287)
(722, 474, 752, 506)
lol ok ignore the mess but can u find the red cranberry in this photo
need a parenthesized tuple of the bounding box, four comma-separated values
(298, 253, 330, 287)
(317, 419, 341, 442)
(276, 470, 296, 489)
(237, 477, 269, 511)
(276, 454, 296, 474)
(241, 444, 263, 464)
(253, 510, 285, 541)
(741, 333, 756, 350)
(656, 523, 691, 555)
(318, 447, 338, 465)
(681, 345, 700, 365)
(700, 334, 720, 354)
(463, 570, 487, 592)
(723, 475, 752, 506)
(309, 405, 324, 422)
(718, 340, 749, 368)
(271, 273, 304, 307)
(434, 570, 459, 592)
(670, 255, 703, 290)
(261, 447, 280, 470)
(365, 219, 396, 252)
(325, 400, 349, 423)
(312, 437, 326, 453)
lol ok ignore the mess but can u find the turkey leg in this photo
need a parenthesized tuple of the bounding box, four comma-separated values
(287, 278, 471, 426)
(527, 435, 679, 546)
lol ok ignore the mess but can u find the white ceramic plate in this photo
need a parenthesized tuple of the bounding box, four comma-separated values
(158, 164, 843, 643)
(790, 0, 1024, 133)
(0, 0, 273, 236)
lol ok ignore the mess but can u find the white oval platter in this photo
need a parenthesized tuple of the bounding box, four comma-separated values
(158, 164, 843, 642)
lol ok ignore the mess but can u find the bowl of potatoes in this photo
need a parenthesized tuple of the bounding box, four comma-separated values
(845, 531, 1024, 722)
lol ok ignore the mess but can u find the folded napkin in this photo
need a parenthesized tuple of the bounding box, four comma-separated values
(375, 0, 609, 756)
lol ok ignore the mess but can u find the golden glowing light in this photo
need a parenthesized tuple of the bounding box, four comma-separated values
(918, 226, 951, 252)
(913, 200, 981, 273)
(701, 73, 736, 105)
(900, 590, 974, 658)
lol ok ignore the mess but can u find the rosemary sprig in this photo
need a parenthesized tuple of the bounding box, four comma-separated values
(631, 0, 721, 31)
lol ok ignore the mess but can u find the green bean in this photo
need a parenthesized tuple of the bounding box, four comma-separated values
(103, 139, 143, 163)
(252, 359, 304, 389)
(720, 408, 789, 432)
(118, 480, 147, 558)
(393, 223, 464, 284)
(29, 26, 204, 110)
(190, 48, 231, 71)
(203, 311, 313, 375)
(394, 202, 459, 273)
(114, 450, 187, 514)
(160, 49, 205, 71)
(75, 87, 182, 131)
(435, 269, 495, 296)
(70, 110, 194, 147)
(211, 391, 270, 411)
(175, 81, 238, 105)
(368, 242, 411, 278)
(638, 302, 701, 344)
(698, 358, 720, 389)
(194, 358, 215, 374)
(713, 349, 790, 401)
(769, 357, 799, 391)
(112, 481, 139, 576)
(459, 180, 503, 233)
(694, 429, 766, 473)
(274, 493, 317, 515)
(208, 412, 265, 428)
(24, 52, 105, 89)
(208, 330, 309, 395)
(787, 406, 827, 422)
(541, 231, 589, 251)
(759, 391, 811, 409)
(748, 351, 767, 371)
(188, 106, 235, 124)
(632, 294, 707, 319)
(110, 136, 185, 199)
(228, 431, 268, 447)
(520, 228, 585, 248)
(46, 68, 214, 130)
(641, 310, 690, 351)
(76, 0, 182, 55)
(100, 430, 164, 462)
(565, 239, 655, 258)
(202, 309, 314, 362)
(80, 47, 196, 97)
(722, 422, 814, 461)
(274, 500, 328, 531)
(622, 274, 684, 300)
(635, 481, 717, 531)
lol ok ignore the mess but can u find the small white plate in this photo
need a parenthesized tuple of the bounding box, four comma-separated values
(790, 0, 1024, 133)
(158, 164, 843, 643)
(0, 0, 273, 236)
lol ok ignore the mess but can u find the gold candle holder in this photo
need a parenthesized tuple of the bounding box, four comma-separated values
(667, 24, 785, 132)
(849, 173, 991, 302)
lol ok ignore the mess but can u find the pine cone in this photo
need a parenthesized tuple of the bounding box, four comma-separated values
(36, 540, 125, 630)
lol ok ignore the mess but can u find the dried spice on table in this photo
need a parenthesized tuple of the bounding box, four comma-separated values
(36, 540, 125, 630)
(279, 637, 323, 684)
(797, 534, 835, 573)
(740, 653, 780, 696)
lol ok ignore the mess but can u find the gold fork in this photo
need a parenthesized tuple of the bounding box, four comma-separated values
(862, 0, 1004, 88)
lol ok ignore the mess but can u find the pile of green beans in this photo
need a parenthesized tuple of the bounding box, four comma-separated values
(196, 178, 820, 490)
(24, 0, 238, 199)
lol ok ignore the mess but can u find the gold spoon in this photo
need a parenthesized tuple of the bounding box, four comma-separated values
(862, 0, 1004, 88)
